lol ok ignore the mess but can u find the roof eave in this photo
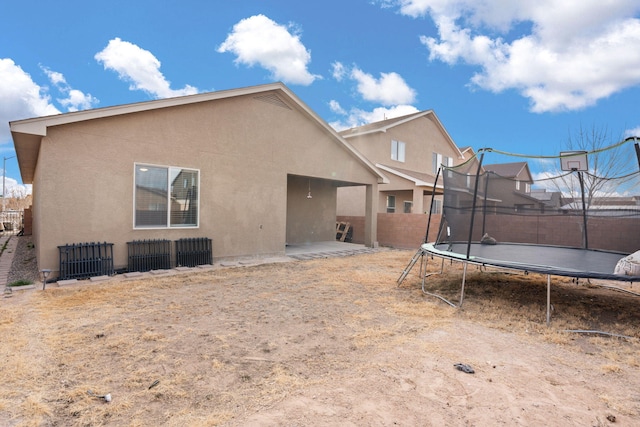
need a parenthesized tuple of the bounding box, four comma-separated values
(10, 82, 388, 185)
(377, 164, 437, 188)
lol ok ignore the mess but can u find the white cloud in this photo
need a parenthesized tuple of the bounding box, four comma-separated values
(42, 68, 66, 86)
(328, 62, 418, 129)
(59, 89, 98, 112)
(350, 67, 417, 106)
(329, 100, 346, 115)
(0, 58, 60, 143)
(42, 66, 98, 112)
(330, 104, 419, 131)
(217, 14, 320, 85)
(625, 127, 640, 138)
(1, 176, 32, 197)
(95, 38, 198, 98)
(331, 61, 347, 81)
(394, 0, 640, 112)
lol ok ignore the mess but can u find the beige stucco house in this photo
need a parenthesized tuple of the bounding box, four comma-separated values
(483, 162, 546, 212)
(336, 110, 465, 217)
(10, 83, 386, 278)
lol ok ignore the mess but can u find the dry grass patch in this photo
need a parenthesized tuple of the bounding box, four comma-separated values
(1, 249, 639, 425)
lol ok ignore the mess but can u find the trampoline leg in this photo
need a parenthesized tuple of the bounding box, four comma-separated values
(546, 274, 551, 326)
(460, 262, 468, 307)
(397, 248, 424, 286)
(420, 254, 431, 292)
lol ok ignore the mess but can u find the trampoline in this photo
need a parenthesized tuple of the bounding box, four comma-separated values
(398, 139, 640, 325)
(424, 242, 638, 282)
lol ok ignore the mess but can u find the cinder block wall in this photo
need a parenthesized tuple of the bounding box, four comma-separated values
(337, 214, 442, 249)
(338, 214, 638, 254)
(23, 208, 32, 236)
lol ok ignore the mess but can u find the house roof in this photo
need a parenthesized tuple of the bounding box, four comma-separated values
(529, 189, 556, 202)
(338, 110, 464, 159)
(376, 164, 443, 189)
(10, 82, 387, 185)
(484, 161, 533, 182)
(511, 191, 548, 205)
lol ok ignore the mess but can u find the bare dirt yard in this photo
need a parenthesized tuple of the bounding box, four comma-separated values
(1, 248, 640, 426)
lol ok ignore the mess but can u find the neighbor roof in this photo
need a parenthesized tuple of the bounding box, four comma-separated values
(339, 110, 464, 160)
(484, 162, 532, 181)
(10, 82, 387, 185)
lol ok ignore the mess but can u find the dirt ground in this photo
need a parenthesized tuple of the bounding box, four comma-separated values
(1, 249, 640, 426)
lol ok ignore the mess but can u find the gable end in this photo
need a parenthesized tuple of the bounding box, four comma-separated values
(254, 94, 292, 110)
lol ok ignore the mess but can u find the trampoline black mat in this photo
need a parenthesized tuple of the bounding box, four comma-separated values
(424, 242, 640, 282)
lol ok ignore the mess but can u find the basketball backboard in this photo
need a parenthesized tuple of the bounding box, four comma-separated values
(560, 151, 588, 172)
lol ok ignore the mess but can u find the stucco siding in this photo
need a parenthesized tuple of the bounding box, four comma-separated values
(336, 186, 366, 216)
(27, 89, 380, 275)
(345, 114, 460, 176)
(286, 175, 336, 244)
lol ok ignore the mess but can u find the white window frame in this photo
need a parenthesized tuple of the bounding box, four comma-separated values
(403, 201, 412, 213)
(391, 140, 406, 162)
(386, 195, 396, 213)
(431, 199, 442, 215)
(134, 163, 200, 229)
(433, 153, 453, 173)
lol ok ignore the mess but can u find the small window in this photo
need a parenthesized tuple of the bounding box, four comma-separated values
(403, 201, 412, 213)
(431, 199, 442, 214)
(386, 195, 396, 213)
(391, 140, 406, 162)
(135, 163, 199, 228)
(432, 153, 453, 173)
(516, 180, 520, 191)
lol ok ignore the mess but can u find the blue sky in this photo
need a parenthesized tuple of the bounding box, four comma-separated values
(2, 0, 640, 196)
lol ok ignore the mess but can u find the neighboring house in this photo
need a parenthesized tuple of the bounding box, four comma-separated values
(529, 188, 563, 210)
(10, 82, 386, 278)
(482, 162, 547, 212)
(561, 196, 640, 215)
(336, 110, 465, 216)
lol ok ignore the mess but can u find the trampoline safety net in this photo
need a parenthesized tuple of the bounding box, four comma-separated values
(438, 145, 640, 255)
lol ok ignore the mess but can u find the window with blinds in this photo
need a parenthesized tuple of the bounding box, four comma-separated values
(134, 164, 199, 228)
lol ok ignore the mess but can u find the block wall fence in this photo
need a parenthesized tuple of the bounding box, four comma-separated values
(337, 214, 638, 254)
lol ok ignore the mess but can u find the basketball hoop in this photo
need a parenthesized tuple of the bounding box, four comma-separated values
(560, 151, 588, 172)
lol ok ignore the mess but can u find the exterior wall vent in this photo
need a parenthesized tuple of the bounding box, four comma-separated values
(254, 94, 292, 110)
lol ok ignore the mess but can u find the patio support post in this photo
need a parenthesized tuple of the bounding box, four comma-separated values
(364, 182, 378, 248)
(412, 187, 424, 215)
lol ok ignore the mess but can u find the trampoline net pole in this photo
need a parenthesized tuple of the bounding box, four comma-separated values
(424, 167, 442, 244)
(465, 151, 486, 259)
(546, 275, 551, 326)
(577, 171, 589, 249)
